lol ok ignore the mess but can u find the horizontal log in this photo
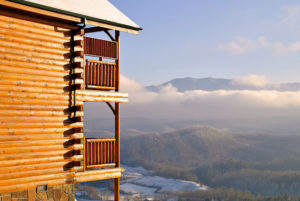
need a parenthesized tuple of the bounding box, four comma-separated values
(0, 150, 70, 160)
(0, 127, 82, 135)
(0, 58, 73, 73)
(0, 133, 83, 142)
(0, 105, 84, 115)
(0, 31, 69, 50)
(0, 161, 72, 174)
(0, 167, 75, 181)
(0, 172, 75, 187)
(0, 139, 68, 147)
(0, 20, 71, 39)
(0, 155, 83, 167)
(0, 104, 67, 111)
(0, 23, 70, 43)
(0, 97, 70, 106)
(0, 9, 78, 30)
(0, 166, 117, 193)
(0, 144, 83, 154)
(0, 116, 72, 123)
(0, 70, 71, 84)
(0, 52, 69, 67)
(0, 90, 72, 101)
(0, 46, 70, 62)
(0, 109, 83, 116)
(0, 122, 83, 129)
(0, 39, 70, 56)
(0, 78, 69, 90)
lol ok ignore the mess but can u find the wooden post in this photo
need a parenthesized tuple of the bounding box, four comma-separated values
(114, 30, 120, 201)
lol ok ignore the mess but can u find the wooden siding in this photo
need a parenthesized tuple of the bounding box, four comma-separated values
(0, 12, 84, 193)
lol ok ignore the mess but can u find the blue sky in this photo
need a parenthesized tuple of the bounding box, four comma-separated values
(107, 0, 300, 85)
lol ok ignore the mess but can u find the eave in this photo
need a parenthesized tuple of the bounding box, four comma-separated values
(1, 0, 141, 34)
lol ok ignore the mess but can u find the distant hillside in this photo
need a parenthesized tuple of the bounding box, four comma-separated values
(122, 126, 243, 168)
(121, 125, 300, 195)
(146, 77, 300, 92)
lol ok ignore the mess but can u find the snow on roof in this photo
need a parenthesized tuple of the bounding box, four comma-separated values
(10, 0, 142, 31)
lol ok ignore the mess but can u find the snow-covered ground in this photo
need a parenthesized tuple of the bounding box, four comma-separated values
(76, 165, 208, 200)
(120, 165, 208, 197)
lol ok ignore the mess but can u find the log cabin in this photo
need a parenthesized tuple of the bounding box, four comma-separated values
(0, 0, 141, 200)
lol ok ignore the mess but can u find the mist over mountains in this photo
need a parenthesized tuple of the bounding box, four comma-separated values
(85, 74, 300, 135)
(146, 77, 300, 92)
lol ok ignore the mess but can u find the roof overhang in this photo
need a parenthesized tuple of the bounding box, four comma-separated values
(1, 0, 142, 34)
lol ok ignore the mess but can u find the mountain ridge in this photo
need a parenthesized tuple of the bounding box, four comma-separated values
(146, 77, 300, 92)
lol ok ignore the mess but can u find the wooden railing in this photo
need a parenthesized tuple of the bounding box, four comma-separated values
(84, 37, 117, 59)
(85, 59, 117, 90)
(85, 138, 116, 169)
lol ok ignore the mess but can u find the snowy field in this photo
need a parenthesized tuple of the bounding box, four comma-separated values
(120, 165, 208, 196)
(76, 165, 208, 200)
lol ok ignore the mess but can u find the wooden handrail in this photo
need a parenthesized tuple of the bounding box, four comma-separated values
(85, 138, 116, 169)
(86, 138, 116, 142)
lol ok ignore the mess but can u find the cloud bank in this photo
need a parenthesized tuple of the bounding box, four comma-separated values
(218, 36, 300, 55)
(84, 74, 300, 133)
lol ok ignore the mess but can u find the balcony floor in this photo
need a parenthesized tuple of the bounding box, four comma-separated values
(75, 167, 124, 183)
(77, 89, 128, 103)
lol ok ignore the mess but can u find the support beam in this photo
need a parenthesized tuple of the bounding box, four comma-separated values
(114, 178, 120, 201)
(84, 27, 108, 34)
(105, 30, 116, 41)
(106, 102, 116, 115)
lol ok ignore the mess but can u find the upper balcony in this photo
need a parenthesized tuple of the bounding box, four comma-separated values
(78, 36, 128, 103)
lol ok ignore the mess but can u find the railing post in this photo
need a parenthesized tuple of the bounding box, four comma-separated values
(114, 30, 120, 201)
(83, 136, 86, 171)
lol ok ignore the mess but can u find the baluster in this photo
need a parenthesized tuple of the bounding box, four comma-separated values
(101, 141, 104, 164)
(106, 64, 109, 87)
(109, 64, 112, 87)
(100, 63, 103, 87)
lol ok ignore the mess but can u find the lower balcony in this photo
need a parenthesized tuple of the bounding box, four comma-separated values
(85, 138, 117, 169)
(74, 138, 122, 183)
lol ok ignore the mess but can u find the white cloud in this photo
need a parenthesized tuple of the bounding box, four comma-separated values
(120, 75, 157, 103)
(219, 36, 300, 55)
(86, 75, 300, 133)
(218, 36, 268, 55)
(120, 74, 300, 109)
(231, 74, 269, 88)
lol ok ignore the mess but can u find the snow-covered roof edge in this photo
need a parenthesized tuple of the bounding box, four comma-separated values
(8, 0, 142, 31)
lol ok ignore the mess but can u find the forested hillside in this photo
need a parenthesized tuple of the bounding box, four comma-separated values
(121, 126, 300, 195)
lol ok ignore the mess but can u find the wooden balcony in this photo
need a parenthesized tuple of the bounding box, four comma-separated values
(85, 59, 117, 90)
(84, 138, 117, 169)
(73, 137, 121, 183)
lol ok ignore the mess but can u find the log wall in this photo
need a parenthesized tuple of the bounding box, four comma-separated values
(0, 11, 84, 193)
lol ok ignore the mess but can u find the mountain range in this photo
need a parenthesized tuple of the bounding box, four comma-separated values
(146, 77, 300, 92)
